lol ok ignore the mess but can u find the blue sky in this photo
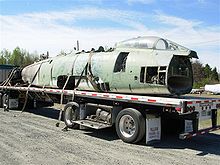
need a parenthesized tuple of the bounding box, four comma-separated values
(0, 0, 220, 69)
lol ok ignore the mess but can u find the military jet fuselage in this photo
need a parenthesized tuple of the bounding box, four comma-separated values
(22, 36, 198, 95)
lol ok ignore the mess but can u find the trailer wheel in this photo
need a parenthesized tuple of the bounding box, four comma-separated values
(116, 108, 145, 143)
(2, 94, 9, 111)
(64, 102, 79, 129)
(0, 93, 2, 108)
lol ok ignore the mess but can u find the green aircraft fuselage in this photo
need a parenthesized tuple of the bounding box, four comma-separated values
(22, 36, 198, 95)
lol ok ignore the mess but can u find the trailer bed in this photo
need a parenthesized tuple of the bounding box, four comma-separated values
(1, 85, 220, 114)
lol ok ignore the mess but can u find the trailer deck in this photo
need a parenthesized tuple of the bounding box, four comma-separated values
(1, 85, 220, 143)
(1, 85, 220, 112)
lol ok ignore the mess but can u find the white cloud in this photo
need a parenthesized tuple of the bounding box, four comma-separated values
(155, 11, 202, 28)
(0, 7, 219, 69)
(22, 8, 148, 31)
(0, 8, 147, 54)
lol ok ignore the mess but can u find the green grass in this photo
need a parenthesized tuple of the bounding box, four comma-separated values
(199, 109, 220, 129)
(218, 110, 220, 125)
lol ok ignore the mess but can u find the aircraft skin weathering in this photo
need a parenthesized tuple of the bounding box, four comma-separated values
(22, 36, 198, 95)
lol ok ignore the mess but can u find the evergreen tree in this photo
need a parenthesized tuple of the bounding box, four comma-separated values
(204, 64, 212, 79)
(211, 67, 219, 82)
(192, 61, 219, 88)
(192, 60, 205, 83)
(10, 47, 24, 66)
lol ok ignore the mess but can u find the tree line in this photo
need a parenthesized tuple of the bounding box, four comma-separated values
(0, 47, 219, 88)
(192, 61, 219, 88)
(0, 47, 39, 67)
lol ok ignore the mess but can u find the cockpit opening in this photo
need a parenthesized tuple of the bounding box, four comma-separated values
(167, 56, 193, 95)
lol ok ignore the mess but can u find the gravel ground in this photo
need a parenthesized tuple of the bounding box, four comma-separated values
(0, 107, 220, 165)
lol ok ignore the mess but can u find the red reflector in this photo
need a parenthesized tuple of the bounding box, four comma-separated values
(131, 97, 138, 101)
(175, 107, 181, 112)
(116, 96, 123, 99)
(148, 99, 156, 103)
(187, 102, 193, 104)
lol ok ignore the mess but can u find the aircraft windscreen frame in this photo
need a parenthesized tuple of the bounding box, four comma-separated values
(116, 36, 189, 52)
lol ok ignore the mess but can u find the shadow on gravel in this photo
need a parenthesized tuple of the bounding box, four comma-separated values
(151, 133, 220, 156)
(26, 107, 63, 121)
(19, 107, 220, 156)
(83, 127, 119, 141)
(82, 127, 220, 156)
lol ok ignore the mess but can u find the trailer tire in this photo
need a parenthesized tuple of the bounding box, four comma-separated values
(2, 94, 9, 111)
(64, 102, 79, 129)
(116, 108, 145, 143)
(0, 93, 2, 108)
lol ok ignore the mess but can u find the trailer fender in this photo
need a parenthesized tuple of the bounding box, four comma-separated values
(115, 108, 145, 143)
(63, 102, 79, 129)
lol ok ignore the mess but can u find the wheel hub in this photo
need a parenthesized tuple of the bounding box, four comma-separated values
(119, 115, 136, 138)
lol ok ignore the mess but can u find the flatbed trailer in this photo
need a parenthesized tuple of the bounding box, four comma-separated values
(1, 85, 220, 144)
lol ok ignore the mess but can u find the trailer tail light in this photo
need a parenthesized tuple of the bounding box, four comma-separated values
(175, 107, 181, 112)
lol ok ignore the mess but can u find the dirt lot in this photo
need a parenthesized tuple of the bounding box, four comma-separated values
(0, 106, 220, 165)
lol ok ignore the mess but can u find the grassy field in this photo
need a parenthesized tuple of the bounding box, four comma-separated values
(218, 111, 220, 125)
(199, 111, 219, 130)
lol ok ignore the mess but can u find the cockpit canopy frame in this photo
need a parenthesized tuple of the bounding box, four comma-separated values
(116, 36, 188, 52)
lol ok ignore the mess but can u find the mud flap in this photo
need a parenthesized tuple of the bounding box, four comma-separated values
(184, 120, 193, 133)
(146, 114, 161, 144)
(9, 98, 19, 109)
